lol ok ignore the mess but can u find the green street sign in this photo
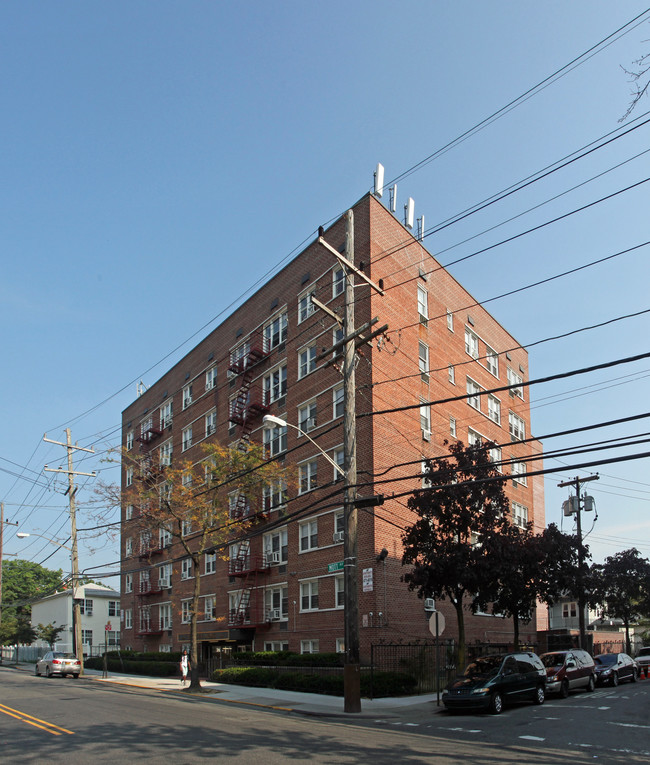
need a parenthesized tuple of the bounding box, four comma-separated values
(328, 561, 344, 573)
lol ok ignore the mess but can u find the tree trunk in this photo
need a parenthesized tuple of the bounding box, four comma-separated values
(624, 618, 631, 656)
(188, 560, 202, 691)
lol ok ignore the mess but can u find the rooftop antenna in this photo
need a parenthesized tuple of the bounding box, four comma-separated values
(417, 215, 425, 241)
(373, 163, 384, 198)
(137, 380, 149, 397)
(389, 184, 397, 212)
(404, 197, 414, 229)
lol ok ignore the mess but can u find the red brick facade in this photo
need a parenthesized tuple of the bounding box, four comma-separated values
(119, 193, 544, 661)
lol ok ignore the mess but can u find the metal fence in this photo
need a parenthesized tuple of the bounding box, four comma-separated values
(370, 641, 458, 696)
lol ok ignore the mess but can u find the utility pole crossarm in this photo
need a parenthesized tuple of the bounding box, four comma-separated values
(44, 466, 97, 478)
(318, 237, 385, 295)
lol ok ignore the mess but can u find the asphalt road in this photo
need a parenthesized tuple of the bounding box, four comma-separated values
(1, 666, 649, 764)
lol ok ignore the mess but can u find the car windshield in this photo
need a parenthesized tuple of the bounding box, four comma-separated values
(595, 654, 617, 666)
(541, 653, 565, 668)
(464, 656, 503, 678)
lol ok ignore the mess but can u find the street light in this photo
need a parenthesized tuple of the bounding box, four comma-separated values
(16, 531, 83, 675)
(262, 414, 345, 477)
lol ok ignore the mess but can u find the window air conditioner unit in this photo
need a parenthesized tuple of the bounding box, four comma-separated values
(269, 609, 281, 621)
(424, 598, 436, 611)
(422, 430, 431, 442)
(270, 551, 281, 564)
(333, 531, 344, 543)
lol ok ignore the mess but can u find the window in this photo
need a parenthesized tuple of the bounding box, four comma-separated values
(465, 328, 479, 359)
(421, 460, 432, 488)
(335, 511, 345, 536)
(299, 519, 318, 551)
(183, 384, 193, 409)
(265, 585, 288, 621)
(108, 600, 120, 617)
(181, 558, 193, 580)
(298, 401, 317, 432)
(204, 596, 216, 621)
(181, 518, 192, 536)
(298, 290, 316, 323)
(205, 410, 217, 437)
(125, 467, 133, 487)
(160, 439, 173, 467)
(263, 420, 287, 458)
(509, 412, 526, 442)
(205, 552, 217, 575)
(263, 528, 288, 565)
(468, 428, 482, 446)
(335, 575, 345, 608)
(486, 346, 498, 377)
(160, 400, 173, 429)
(336, 637, 345, 654)
(125, 609, 132, 629)
(333, 385, 344, 418)
(264, 311, 288, 351)
(125, 537, 133, 557)
(79, 599, 93, 616)
(263, 479, 288, 513)
(562, 602, 578, 619)
(181, 601, 191, 624)
(298, 344, 317, 379)
(159, 525, 172, 547)
(229, 491, 250, 520)
(205, 366, 217, 391)
(333, 448, 345, 480)
(489, 445, 502, 472)
(418, 342, 429, 379)
(511, 459, 527, 486)
(333, 266, 345, 297)
(265, 641, 290, 651)
(466, 377, 481, 410)
(446, 309, 454, 332)
(448, 365, 455, 385)
(229, 341, 250, 376)
(417, 285, 428, 322)
(299, 459, 318, 494)
(507, 367, 524, 398)
(512, 501, 528, 529)
(301, 639, 320, 654)
(332, 326, 344, 360)
(450, 417, 457, 438)
(182, 425, 193, 452)
(488, 395, 501, 424)
(125, 504, 133, 521)
(158, 563, 172, 589)
(126, 430, 134, 450)
(300, 580, 319, 611)
(230, 540, 250, 573)
(263, 365, 287, 404)
(420, 401, 431, 440)
(81, 629, 93, 647)
(125, 574, 133, 593)
(159, 604, 172, 631)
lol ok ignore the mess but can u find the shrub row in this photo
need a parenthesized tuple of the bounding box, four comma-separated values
(85, 656, 179, 677)
(212, 666, 417, 697)
(231, 651, 344, 667)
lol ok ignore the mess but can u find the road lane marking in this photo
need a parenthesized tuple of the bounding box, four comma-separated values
(610, 721, 650, 729)
(519, 735, 545, 741)
(0, 703, 74, 736)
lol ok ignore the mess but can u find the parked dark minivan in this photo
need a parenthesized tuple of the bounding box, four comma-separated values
(540, 650, 596, 696)
(442, 652, 546, 714)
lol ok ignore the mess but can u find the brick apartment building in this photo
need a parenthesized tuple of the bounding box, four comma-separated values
(119, 191, 544, 663)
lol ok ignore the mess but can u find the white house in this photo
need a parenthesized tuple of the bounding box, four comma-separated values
(30, 583, 120, 656)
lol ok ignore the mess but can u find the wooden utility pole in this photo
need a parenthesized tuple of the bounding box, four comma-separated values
(558, 474, 599, 650)
(318, 210, 385, 714)
(44, 430, 95, 675)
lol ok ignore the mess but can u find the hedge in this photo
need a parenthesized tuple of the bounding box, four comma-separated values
(231, 651, 343, 667)
(212, 666, 417, 697)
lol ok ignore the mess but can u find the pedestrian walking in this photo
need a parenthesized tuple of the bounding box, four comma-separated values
(180, 650, 190, 685)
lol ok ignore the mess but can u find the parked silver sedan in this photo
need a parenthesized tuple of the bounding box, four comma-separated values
(35, 651, 81, 678)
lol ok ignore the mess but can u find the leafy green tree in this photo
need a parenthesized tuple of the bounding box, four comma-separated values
(0, 614, 37, 646)
(1, 559, 64, 620)
(478, 522, 588, 649)
(36, 622, 66, 649)
(589, 548, 650, 655)
(402, 440, 510, 670)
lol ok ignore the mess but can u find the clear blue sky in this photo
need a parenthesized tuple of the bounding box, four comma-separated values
(2, 2, 650, 584)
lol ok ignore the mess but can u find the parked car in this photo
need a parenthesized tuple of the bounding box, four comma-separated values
(539, 649, 596, 697)
(35, 651, 81, 678)
(635, 646, 650, 675)
(593, 652, 638, 686)
(442, 652, 546, 714)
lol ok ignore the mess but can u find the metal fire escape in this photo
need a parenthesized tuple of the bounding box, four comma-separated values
(228, 330, 270, 446)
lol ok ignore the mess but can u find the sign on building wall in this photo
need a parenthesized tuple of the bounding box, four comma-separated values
(362, 568, 373, 592)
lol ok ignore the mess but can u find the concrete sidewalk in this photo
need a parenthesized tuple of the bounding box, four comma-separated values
(6, 662, 442, 719)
